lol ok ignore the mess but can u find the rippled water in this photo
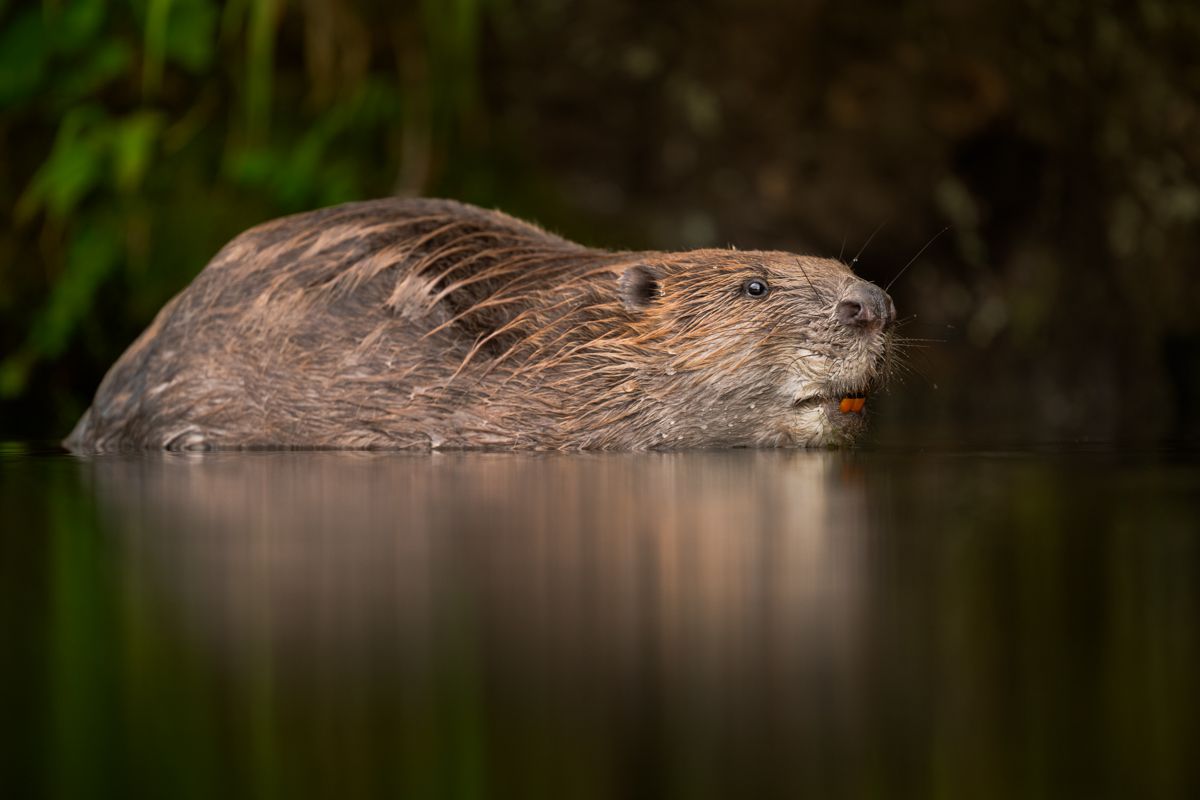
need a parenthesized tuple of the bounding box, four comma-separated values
(2, 445, 1198, 797)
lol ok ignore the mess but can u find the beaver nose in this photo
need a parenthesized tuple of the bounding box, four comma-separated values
(837, 283, 895, 330)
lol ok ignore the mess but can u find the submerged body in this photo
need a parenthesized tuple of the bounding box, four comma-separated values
(67, 198, 896, 452)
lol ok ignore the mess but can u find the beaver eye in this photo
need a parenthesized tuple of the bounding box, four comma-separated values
(743, 278, 769, 298)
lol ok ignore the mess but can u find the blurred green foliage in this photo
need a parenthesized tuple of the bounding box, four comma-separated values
(0, 0, 500, 434)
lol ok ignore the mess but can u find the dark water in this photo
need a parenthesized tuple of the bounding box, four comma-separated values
(2, 445, 1198, 798)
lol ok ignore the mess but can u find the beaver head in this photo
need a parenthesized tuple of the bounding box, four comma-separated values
(551, 250, 896, 448)
(482, 250, 897, 450)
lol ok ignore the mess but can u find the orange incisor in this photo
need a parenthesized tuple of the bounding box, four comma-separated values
(839, 396, 866, 414)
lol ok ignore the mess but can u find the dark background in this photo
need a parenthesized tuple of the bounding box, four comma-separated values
(2, 0, 1198, 444)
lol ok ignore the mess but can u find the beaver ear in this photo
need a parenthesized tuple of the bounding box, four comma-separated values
(618, 265, 662, 311)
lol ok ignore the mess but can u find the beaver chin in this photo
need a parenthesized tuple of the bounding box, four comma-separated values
(780, 342, 890, 446)
(784, 393, 871, 447)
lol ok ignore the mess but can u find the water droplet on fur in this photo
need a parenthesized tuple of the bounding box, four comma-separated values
(750, 403, 756, 409)
(665, 367, 676, 376)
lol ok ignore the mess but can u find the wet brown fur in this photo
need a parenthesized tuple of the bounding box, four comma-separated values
(67, 198, 893, 451)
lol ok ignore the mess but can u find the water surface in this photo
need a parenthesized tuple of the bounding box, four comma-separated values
(2, 446, 1197, 797)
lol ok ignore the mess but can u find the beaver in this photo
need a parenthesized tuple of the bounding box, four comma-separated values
(66, 198, 897, 451)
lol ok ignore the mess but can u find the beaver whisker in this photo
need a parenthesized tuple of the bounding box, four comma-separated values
(885, 225, 950, 292)
(850, 220, 887, 269)
(892, 333, 945, 341)
(794, 257, 830, 305)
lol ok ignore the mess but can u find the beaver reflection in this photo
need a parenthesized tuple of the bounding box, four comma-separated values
(91, 452, 872, 679)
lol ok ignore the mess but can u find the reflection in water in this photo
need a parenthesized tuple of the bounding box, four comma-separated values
(3, 449, 1198, 797)
(92, 451, 880, 798)
(103, 453, 866, 678)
